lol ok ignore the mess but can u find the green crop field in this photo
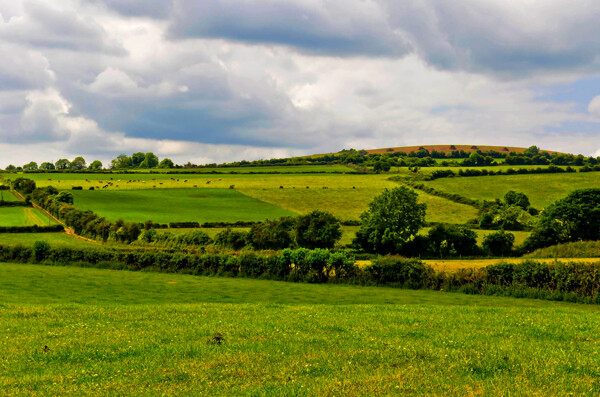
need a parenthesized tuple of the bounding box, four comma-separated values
(0, 207, 57, 226)
(68, 188, 296, 224)
(424, 172, 600, 208)
(1, 263, 599, 396)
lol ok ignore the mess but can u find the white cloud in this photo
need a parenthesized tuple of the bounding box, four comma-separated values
(588, 96, 600, 117)
(1, 0, 600, 166)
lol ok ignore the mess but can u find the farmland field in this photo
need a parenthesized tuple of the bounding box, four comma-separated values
(69, 188, 296, 224)
(0, 232, 104, 249)
(0, 207, 57, 226)
(1, 263, 599, 396)
(0, 190, 19, 201)
(424, 172, 600, 208)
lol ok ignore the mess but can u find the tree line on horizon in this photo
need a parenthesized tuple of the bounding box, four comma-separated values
(3, 145, 600, 172)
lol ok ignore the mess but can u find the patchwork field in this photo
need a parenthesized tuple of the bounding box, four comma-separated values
(69, 188, 296, 224)
(0, 207, 57, 226)
(425, 172, 600, 208)
(1, 263, 599, 396)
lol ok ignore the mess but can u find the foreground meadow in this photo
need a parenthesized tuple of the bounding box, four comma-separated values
(1, 263, 599, 396)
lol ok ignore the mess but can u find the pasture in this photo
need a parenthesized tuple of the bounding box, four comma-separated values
(0, 207, 56, 226)
(0, 190, 19, 201)
(425, 172, 600, 208)
(16, 172, 478, 223)
(68, 188, 295, 224)
(1, 263, 599, 396)
(0, 232, 103, 249)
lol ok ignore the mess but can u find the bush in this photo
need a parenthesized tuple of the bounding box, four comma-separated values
(214, 229, 248, 250)
(365, 256, 432, 288)
(427, 224, 479, 257)
(33, 241, 51, 261)
(482, 230, 515, 256)
(294, 210, 341, 249)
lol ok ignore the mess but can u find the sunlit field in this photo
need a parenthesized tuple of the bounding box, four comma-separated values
(1, 263, 599, 396)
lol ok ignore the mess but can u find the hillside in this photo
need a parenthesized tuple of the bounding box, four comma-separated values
(362, 144, 563, 155)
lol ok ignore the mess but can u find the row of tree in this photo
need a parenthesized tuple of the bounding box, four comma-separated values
(6, 153, 176, 172)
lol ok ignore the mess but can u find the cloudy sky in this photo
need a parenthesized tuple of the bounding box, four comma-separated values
(1, 0, 600, 166)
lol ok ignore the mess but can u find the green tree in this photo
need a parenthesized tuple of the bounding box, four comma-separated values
(23, 161, 38, 170)
(524, 188, 600, 250)
(139, 152, 159, 169)
(70, 156, 86, 170)
(111, 154, 132, 169)
(427, 224, 478, 257)
(504, 191, 530, 210)
(12, 177, 36, 194)
(88, 160, 103, 170)
(159, 158, 175, 168)
(248, 217, 295, 250)
(294, 210, 341, 249)
(39, 162, 55, 170)
(131, 152, 145, 168)
(55, 158, 71, 170)
(5, 165, 16, 171)
(482, 230, 515, 256)
(353, 187, 427, 254)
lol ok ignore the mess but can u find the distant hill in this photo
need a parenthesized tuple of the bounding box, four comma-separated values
(362, 145, 563, 155)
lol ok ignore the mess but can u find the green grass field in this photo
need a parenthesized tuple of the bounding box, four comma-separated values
(0, 190, 19, 201)
(125, 164, 355, 173)
(1, 263, 599, 396)
(425, 172, 600, 208)
(22, 172, 477, 224)
(69, 188, 296, 224)
(0, 207, 57, 226)
(0, 232, 103, 249)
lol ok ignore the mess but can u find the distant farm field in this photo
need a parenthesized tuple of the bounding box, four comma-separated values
(424, 172, 600, 208)
(0, 191, 19, 201)
(2, 263, 599, 396)
(0, 207, 56, 226)
(68, 188, 296, 224)
(0, 232, 103, 249)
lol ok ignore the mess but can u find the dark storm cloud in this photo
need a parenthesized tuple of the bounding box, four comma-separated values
(167, 0, 411, 57)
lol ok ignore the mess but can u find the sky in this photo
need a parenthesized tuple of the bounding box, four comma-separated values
(1, 0, 600, 167)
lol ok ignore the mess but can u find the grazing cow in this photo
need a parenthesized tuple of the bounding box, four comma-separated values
(193, 185, 197, 188)
(103, 185, 108, 189)
(184, 180, 188, 182)
(47, 178, 52, 181)
(206, 181, 211, 184)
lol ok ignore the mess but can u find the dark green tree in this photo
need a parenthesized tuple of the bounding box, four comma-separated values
(294, 210, 341, 249)
(55, 159, 71, 170)
(139, 152, 159, 168)
(427, 224, 479, 257)
(131, 152, 145, 168)
(482, 230, 515, 256)
(40, 162, 55, 170)
(70, 156, 86, 170)
(88, 160, 103, 170)
(353, 187, 427, 254)
(23, 161, 38, 170)
(524, 188, 600, 250)
(159, 158, 175, 168)
(504, 190, 530, 210)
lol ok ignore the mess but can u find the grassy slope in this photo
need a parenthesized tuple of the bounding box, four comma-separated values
(0, 207, 57, 226)
(1, 263, 599, 396)
(69, 188, 296, 224)
(425, 172, 600, 208)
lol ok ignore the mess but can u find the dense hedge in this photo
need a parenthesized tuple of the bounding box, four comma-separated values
(0, 225, 64, 233)
(2, 243, 600, 304)
(426, 165, 581, 181)
(0, 201, 31, 207)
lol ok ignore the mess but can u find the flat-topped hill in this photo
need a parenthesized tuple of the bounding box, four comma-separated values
(363, 145, 562, 155)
